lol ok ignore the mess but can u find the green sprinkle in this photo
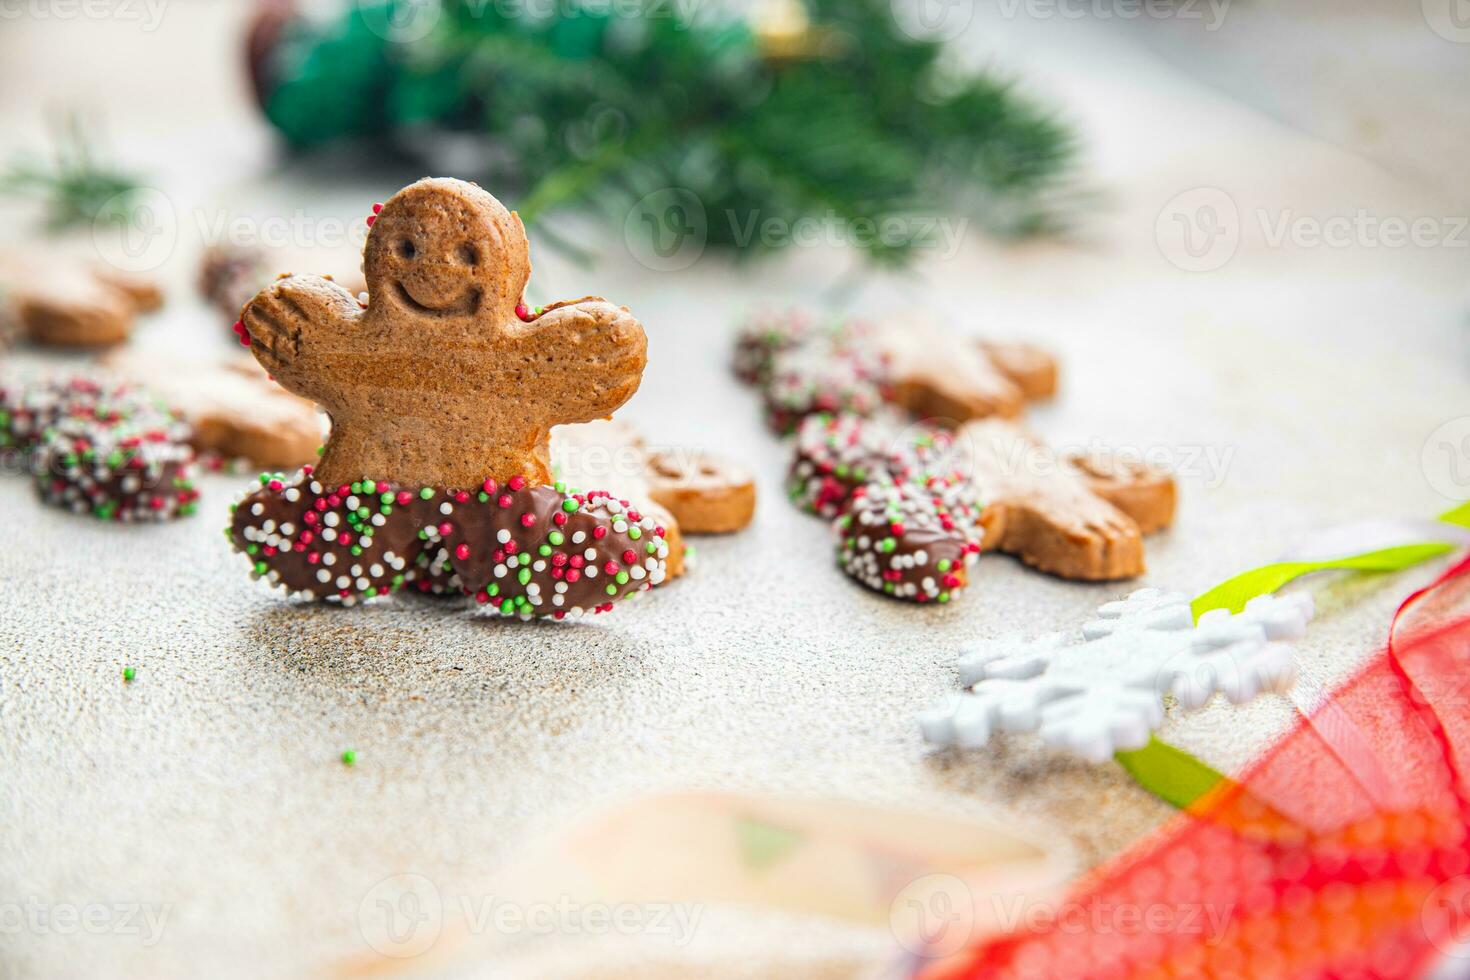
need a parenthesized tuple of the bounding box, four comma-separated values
(500, 598, 515, 615)
(938, 592, 950, 604)
(254, 561, 267, 575)
(538, 544, 552, 557)
(554, 480, 567, 493)
(615, 571, 629, 585)
(122, 667, 136, 682)
(606, 584, 618, 596)
(629, 527, 641, 540)
(518, 567, 531, 585)
(549, 531, 564, 546)
(478, 492, 490, 503)
(362, 480, 377, 493)
(340, 750, 356, 766)
(316, 446, 325, 457)
(380, 491, 394, 505)
(487, 583, 499, 597)
(419, 487, 434, 500)
(562, 499, 579, 513)
(880, 537, 897, 553)
(937, 559, 952, 572)
(350, 546, 363, 556)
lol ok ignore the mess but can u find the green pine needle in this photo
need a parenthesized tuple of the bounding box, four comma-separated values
(0, 113, 143, 231)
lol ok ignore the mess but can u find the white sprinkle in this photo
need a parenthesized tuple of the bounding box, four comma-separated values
(316, 569, 331, 584)
(251, 503, 264, 516)
(439, 501, 453, 515)
(497, 529, 511, 544)
(572, 531, 586, 544)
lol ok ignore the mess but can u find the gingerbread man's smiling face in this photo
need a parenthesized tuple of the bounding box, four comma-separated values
(363, 178, 531, 325)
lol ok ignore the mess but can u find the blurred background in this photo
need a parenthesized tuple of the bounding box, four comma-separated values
(3, 1, 1470, 977)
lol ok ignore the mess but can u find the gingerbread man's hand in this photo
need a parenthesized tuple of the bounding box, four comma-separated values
(510, 298, 648, 423)
(240, 275, 363, 399)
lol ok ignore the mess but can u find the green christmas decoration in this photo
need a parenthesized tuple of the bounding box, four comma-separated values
(250, 0, 1076, 266)
(0, 113, 144, 232)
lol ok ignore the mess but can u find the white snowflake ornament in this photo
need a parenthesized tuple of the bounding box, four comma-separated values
(922, 588, 1313, 761)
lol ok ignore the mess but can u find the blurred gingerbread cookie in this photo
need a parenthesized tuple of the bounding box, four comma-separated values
(199, 241, 366, 339)
(552, 420, 760, 580)
(101, 349, 322, 470)
(733, 309, 1057, 432)
(0, 250, 161, 348)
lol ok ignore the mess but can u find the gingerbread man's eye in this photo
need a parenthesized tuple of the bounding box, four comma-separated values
(397, 240, 417, 260)
(457, 243, 479, 266)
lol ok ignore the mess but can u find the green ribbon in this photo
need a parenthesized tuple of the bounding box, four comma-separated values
(1116, 501, 1470, 808)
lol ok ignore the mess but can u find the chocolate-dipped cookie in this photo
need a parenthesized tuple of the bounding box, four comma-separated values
(230, 469, 669, 619)
(34, 417, 199, 521)
(836, 477, 983, 604)
(787, 412, 958, 518)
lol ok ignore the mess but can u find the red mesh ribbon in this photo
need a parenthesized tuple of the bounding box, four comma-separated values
(926, 555, 1470, 979)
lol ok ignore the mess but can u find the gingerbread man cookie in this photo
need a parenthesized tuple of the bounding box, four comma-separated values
(733, 309, 1057, 433)
(230, 179, 666, 618)
(959, 419, 1175, 580)
(239, 177, 647, 488)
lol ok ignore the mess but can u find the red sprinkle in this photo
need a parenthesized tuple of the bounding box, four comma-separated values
(455, 543, 470, 560)
(520, 513, 536, 528)
(508, 475, 527, 491)
(592, 526, 608, 540)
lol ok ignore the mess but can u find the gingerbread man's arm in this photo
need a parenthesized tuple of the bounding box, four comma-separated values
(504, 298, 648, 424)
(241, 275, 364, 405)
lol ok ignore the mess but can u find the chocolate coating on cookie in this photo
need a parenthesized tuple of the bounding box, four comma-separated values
(762, 343, 887, 435)
(34, 418, 199, 521)
(788, 413, 960, 518)
(1, 376, 185, 453)
(230, 468, 669, 619)
(836, 478, 982, 604)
